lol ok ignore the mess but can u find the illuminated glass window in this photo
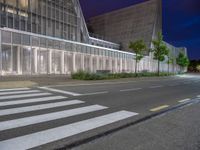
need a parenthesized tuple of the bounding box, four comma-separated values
(2, 31, 11, 43)
(13, 33, 21, 44)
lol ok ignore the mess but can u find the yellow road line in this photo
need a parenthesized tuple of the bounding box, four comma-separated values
(178, 98, 191, 103)
(150, 105, 169, 112)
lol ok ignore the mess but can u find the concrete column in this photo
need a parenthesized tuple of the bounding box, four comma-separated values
(96, 56, 99, 72)
(132, 60, 134, 73)
(115, 58, 118, 73)
(10, 33, 13, 74)
(33, 48, 38, 74)
(17, 46, 21, 74)
(102, 57, 104, 70)
(90, 55, 93, 72)
(125, 59, 127, 72)
(61, 51, 65, 74)
(120, 59, 123, 72)
(104, 57, 107, 70)
(127, 60, 130, 73)
(72, 53, 76, 73)
(48, 50, 52, 74)
(81, 54, 85, 71)
(0, 30, 2, 76)
(109, 58, 112, 72)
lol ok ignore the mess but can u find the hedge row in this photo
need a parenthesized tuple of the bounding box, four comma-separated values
(71, 71, 176, 80)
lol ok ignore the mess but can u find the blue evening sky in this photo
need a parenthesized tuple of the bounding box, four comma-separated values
(79, 0, 200, 60)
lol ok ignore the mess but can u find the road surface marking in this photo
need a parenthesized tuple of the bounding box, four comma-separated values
(81, 91, 108, 96)
(0, 100, 84, 116)
(46, 81, 138, 87)
(0, 105, 108, 131)
(0, 96, 66, 107)
(149, 85, 163, 89)
(178, 98, 191, 103)
(169, 84, 180, 86)
(120, 88, 142, 92)
(39, 87, 82, 96)
(169, 84, 176, 86)
(0, 88, 30, 92)
(0, 90, 41, 96)
(45, 78, 180, 88)
(0, 111, 137, 150)
(183, 82, 190, 84)
(197, 95, 200, 98)
(150, 105, 169, 112)
(0, 93, 52, 100)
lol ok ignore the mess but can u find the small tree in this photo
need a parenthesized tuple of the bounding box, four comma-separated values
(167, 55, 174, 74)
(176, 52, 189, 73)
(196, 65, 200, 72)
(152, 32, 169, 76)
(129, 40, 147, 76)
(167, 53, 175, 75)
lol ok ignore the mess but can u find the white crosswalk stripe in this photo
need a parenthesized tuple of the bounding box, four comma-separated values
(0, 96, 66, 107)
(39, 87, 82, 96)
(0, 87, 139, 149)
(0, 111, 137, 150)
(0, 90, 41, 96)
(0, 105, 108, 131)
(0, 88, 30, 92)
(0, 93, 52, 100)
(0, 100, 84, 116)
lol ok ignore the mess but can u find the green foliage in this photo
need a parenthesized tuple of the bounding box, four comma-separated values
(129, 40, 147, 74)
(196, 65, 200, 72)
(176, 52, 190, 68)
(167, 55, 174, 64)
(152, 32, 169, 62)
(129, 40, 146, 61)
(71, 70, 104, 80)
(71, 71, 176, 80)
(151, 32, 169, 75)
(188, 59, 200, 72)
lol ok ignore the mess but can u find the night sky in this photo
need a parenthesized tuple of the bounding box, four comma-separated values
(79, 0, 200, 60)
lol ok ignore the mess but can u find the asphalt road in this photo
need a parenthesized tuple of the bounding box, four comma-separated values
(0, 74, 200, 150)
(72, 102, 200, 150)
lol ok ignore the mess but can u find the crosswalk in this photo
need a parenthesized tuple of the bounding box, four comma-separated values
(0, 87, 138, 150)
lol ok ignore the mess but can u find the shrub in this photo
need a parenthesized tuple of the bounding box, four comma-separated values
(71, 71, 177, 80)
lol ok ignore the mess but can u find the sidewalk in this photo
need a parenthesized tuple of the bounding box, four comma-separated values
(0, 75, 177, 89)
(73, 103, 200, 150)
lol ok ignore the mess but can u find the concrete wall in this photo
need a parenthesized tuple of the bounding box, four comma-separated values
(89, 0, 162, 55)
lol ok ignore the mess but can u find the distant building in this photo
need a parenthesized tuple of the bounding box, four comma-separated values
(89, 0, 162, 55)
(0, 0, 186, 76)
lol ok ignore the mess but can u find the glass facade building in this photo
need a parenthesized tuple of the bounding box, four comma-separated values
(0, 0, 89, 42)
(0, 28, 139, 75)
(0, 0, 186, 76)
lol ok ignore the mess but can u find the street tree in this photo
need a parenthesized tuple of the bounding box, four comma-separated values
(129, 40, 147, 76)
(196, 65, 200, 72)
(167, 53, 175, 74)
(176, 52, 190, 73)
(151, 32, 169, 76)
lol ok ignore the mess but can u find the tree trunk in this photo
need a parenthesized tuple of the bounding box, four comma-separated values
(158, 60, 160, 76)
(135, 54, 138, 76)
(181, 66, 184, 73)
(168, 63, 170, 75)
